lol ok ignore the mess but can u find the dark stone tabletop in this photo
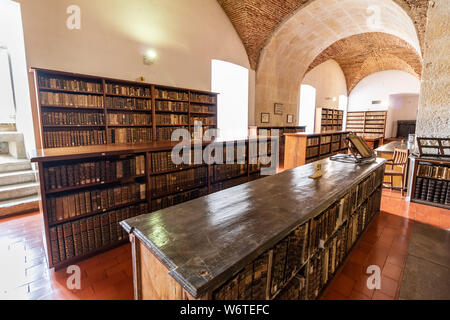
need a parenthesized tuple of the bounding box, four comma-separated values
(121, 157, 386, 298)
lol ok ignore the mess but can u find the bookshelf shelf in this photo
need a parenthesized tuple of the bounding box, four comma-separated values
(45, 174, 146, 194)
(105, 93, 152, 99)
(315, 108, 344, 133)
(155, 98, 189, 103)
(48, 199, 147, 227)
(43, 124, 106, 128)
(149, 164, 206, 176)
(39, 87, 104, 95)
(41, 105, 105, 111)
(107, 124, 153, 128)
(151, 182, 208, 199)
(106, 108, 152, 113)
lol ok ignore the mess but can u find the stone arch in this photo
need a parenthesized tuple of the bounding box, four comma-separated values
(255, 0, 421, 125)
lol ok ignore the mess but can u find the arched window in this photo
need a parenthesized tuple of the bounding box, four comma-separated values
(211, 59, 249, 140)
(298, 84, 316, 133)
(0, 47, 16, 123)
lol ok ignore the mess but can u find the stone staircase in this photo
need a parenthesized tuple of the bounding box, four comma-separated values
(0, 124, 40, 218)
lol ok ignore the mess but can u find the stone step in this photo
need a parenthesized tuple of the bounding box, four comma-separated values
(0, 195, 40, 218)
(0, 170, 37, 186)
(0, 158, 31, 173)
(0, 182, 39, 202)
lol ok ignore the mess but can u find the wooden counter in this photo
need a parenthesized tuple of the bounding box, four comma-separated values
(283, 131, 349, 169)
(121, 157, 386, 300)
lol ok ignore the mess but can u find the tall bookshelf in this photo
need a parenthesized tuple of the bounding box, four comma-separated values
(32, 138, 276, 269)
(346, 111, 387, 137)
(315, 108, 344, 133)
(31, 68, 218, 148)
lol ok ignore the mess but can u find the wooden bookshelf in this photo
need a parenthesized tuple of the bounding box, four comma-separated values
(346, 111, 387, 137)
(31, 138, 277, 269)
(410, 157, 450, 209)
(30, 68, 218, 148)
(283, 131, 349, 169)
(121, 158, 386, 300)
(315, 108, 344, 133)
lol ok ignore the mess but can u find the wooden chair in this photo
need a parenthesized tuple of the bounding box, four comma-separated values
(384, 148, 409, 196)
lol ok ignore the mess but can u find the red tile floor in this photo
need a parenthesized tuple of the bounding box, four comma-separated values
(0, 189, 448, 300)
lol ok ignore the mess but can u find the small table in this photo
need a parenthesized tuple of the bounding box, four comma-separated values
(376, 141, 410, 191)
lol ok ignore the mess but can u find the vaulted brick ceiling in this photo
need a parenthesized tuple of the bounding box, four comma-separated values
(218, 0, 429, 69)
(307, 32, 423, 93)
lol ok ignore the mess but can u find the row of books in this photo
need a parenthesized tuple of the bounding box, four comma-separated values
(213, 164, 248, 182)
(39, 76, 102, 93)
(190, 104, 216, 113)
(40, 92, 104, 108)
(414, 178, 450, 205)
(156, 114, 188, 125)
(105, 84, 151, 97)
(105, 97, 151, 110)
(151, 187, 208, 212)
(190, 116, 216, 126)
(107, 113, 152, 126)
(213, 251, 270, 300)
(150, 151, 198, 173)
(49, 203, 147, 265)
(155, 88, 188, 101)
(46, 183, 146, 224)
(44, 129, 106, 148)
(270, 223, 309, 296)
(150, 166, 208, 197)
(42, 111, 105, 126)
(417, 164, 449, 180)
(307, 137, 320, 147)
(156, 126, 188, 141)
(43, 156, 146, 191)
(191, 93, 216, 104)
(320, 144, 330, 155)
(108, 128, 153, 144)
(155, 100, 188, 112)
(321, 136, 332, 144)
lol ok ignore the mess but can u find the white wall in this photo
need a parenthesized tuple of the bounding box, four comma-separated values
(300, 59, 347, 132)
(348, 70, 421, 137)
(302, 59, 348, 110)
(389, 93, 419, 137)
(16, 0, 253, 147)
(0, 0, 35, 155)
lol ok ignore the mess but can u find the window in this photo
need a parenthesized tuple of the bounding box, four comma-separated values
(0, 47, 15, 123)
(298, 84, 316, 133)
(339, 95, 348, 130)
(211, 59, 249, 140)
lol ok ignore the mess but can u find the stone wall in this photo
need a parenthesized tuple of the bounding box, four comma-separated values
(415, 0, 450, 138)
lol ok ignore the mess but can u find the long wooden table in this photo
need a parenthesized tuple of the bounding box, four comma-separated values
(121, 157, 386, 300)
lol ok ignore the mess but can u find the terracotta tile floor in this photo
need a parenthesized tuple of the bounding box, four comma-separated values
(0, 189, 448, 300)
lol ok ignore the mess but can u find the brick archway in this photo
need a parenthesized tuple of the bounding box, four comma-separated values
(307, 32, 423, 94)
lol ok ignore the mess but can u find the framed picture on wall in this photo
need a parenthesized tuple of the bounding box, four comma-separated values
(287, 114, 294, 123)
(274, 103, 283, 115)
(261, 113, 270, 123)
